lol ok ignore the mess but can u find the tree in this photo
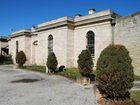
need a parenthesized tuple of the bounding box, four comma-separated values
(47, 52, 58, 73)
(77, 49, 93, 77)
(96, 44, 134, 100)
(16, 51, 27, 68)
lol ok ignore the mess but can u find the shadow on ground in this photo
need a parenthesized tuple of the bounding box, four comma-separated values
(10, 78, 43, 83)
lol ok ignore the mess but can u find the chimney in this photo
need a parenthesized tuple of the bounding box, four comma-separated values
(88, 8, 96, 15)
(75, 14, 82, 18)
(31, 26, 37, 32)
(31, 26, 36, 30)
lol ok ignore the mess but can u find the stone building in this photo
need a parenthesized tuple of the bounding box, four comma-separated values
(0, 36, 8, 56)
(8, 9, 140, 75)
(114, 12, 140, 75)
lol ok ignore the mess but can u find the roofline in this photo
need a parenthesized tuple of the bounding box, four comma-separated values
(0, 36, 8, 42)
(10, 29, 31, 38)
(9, 9, 120, 36)
(11, 29, 31, 35)
(117, 10, 140, 21)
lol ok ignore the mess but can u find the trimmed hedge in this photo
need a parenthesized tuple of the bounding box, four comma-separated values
(77, 49, 93, 77)
(96, 44, 134, 100)
(16, 51, 27, 68)
(47, 52, 58, 73)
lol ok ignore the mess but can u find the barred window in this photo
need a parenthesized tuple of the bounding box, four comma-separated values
(86, 31, 95, 55)
(48, 35, 53, 54)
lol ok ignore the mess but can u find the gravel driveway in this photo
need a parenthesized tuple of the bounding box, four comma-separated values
(0, 65, 97, 105)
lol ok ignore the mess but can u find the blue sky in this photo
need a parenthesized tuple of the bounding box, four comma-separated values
(0, 0, 140, 36)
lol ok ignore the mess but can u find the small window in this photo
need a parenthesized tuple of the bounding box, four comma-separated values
(16, 41, 19, 54)
(86, 31, 95, 55)
(48, 35, 53, 54)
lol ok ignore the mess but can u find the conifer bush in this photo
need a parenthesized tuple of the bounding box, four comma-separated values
(47, 52, 58, 73)
(77, 49, 93, 77)
(16, 51, 27, 68)
(96, 44, 134, 100)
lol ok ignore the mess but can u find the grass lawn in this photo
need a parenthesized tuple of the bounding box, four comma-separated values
(134, 75, 140, 81)
(58, 68, 81, 80)
(0, 60, 13, 65)
(130, 91, 140, 103)
(58, 68, 96, 80)
(23, 65, 140, 82)
(23, 66, 81, 79)
(23, 66, 95, 80)
(23, 65, 46, 73)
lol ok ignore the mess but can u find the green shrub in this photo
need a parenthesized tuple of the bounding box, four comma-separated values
(77, 49, 93, 77)
(96, 44, 134, 100)
(47, 52, 58, 73)
(16, 51, 27, 68)
(3, 55, 13, 64)
(0, 55, 5, 64)
(0, 55, 13, 65)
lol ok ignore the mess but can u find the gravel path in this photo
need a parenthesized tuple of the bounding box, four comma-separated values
(0, 65, 97, 105)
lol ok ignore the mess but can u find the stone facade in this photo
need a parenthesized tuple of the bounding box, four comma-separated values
(8, 9, 140, 75)
(8, 30, 31, 64)
(114, 12, 140, 75)
(0, 37, 8, 56)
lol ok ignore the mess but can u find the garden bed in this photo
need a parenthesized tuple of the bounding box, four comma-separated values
(134, 75, 140, 81)
(98, 98, 136, 105)
(22, 65, 140, 82)
(58, 68, 81, 80)
(96, 91, 140, 105)
(131, 90, 140, 104)
(23, 65, 46, 73)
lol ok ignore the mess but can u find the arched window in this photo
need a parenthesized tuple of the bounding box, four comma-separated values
(16, 41, 19, 54)
(48, 35, 53, 54)
(86, 31, 95, 55)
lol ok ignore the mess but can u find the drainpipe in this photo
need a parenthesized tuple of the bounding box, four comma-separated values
(111, 19, 116, 45)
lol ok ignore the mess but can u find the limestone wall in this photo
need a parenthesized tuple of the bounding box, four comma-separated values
(1, 42, 8, 48)
(9, 36, 26, 64)
(25, 36, 31, 64)
(30, 35, 38, 65)
(67, 28, 74, 67)
(9, 36, 31, 65)
(36, 27, 69, 67)
(114, 12, 140, 75)
(74, 21, 112, 67)
(33, 31, 48, 66)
